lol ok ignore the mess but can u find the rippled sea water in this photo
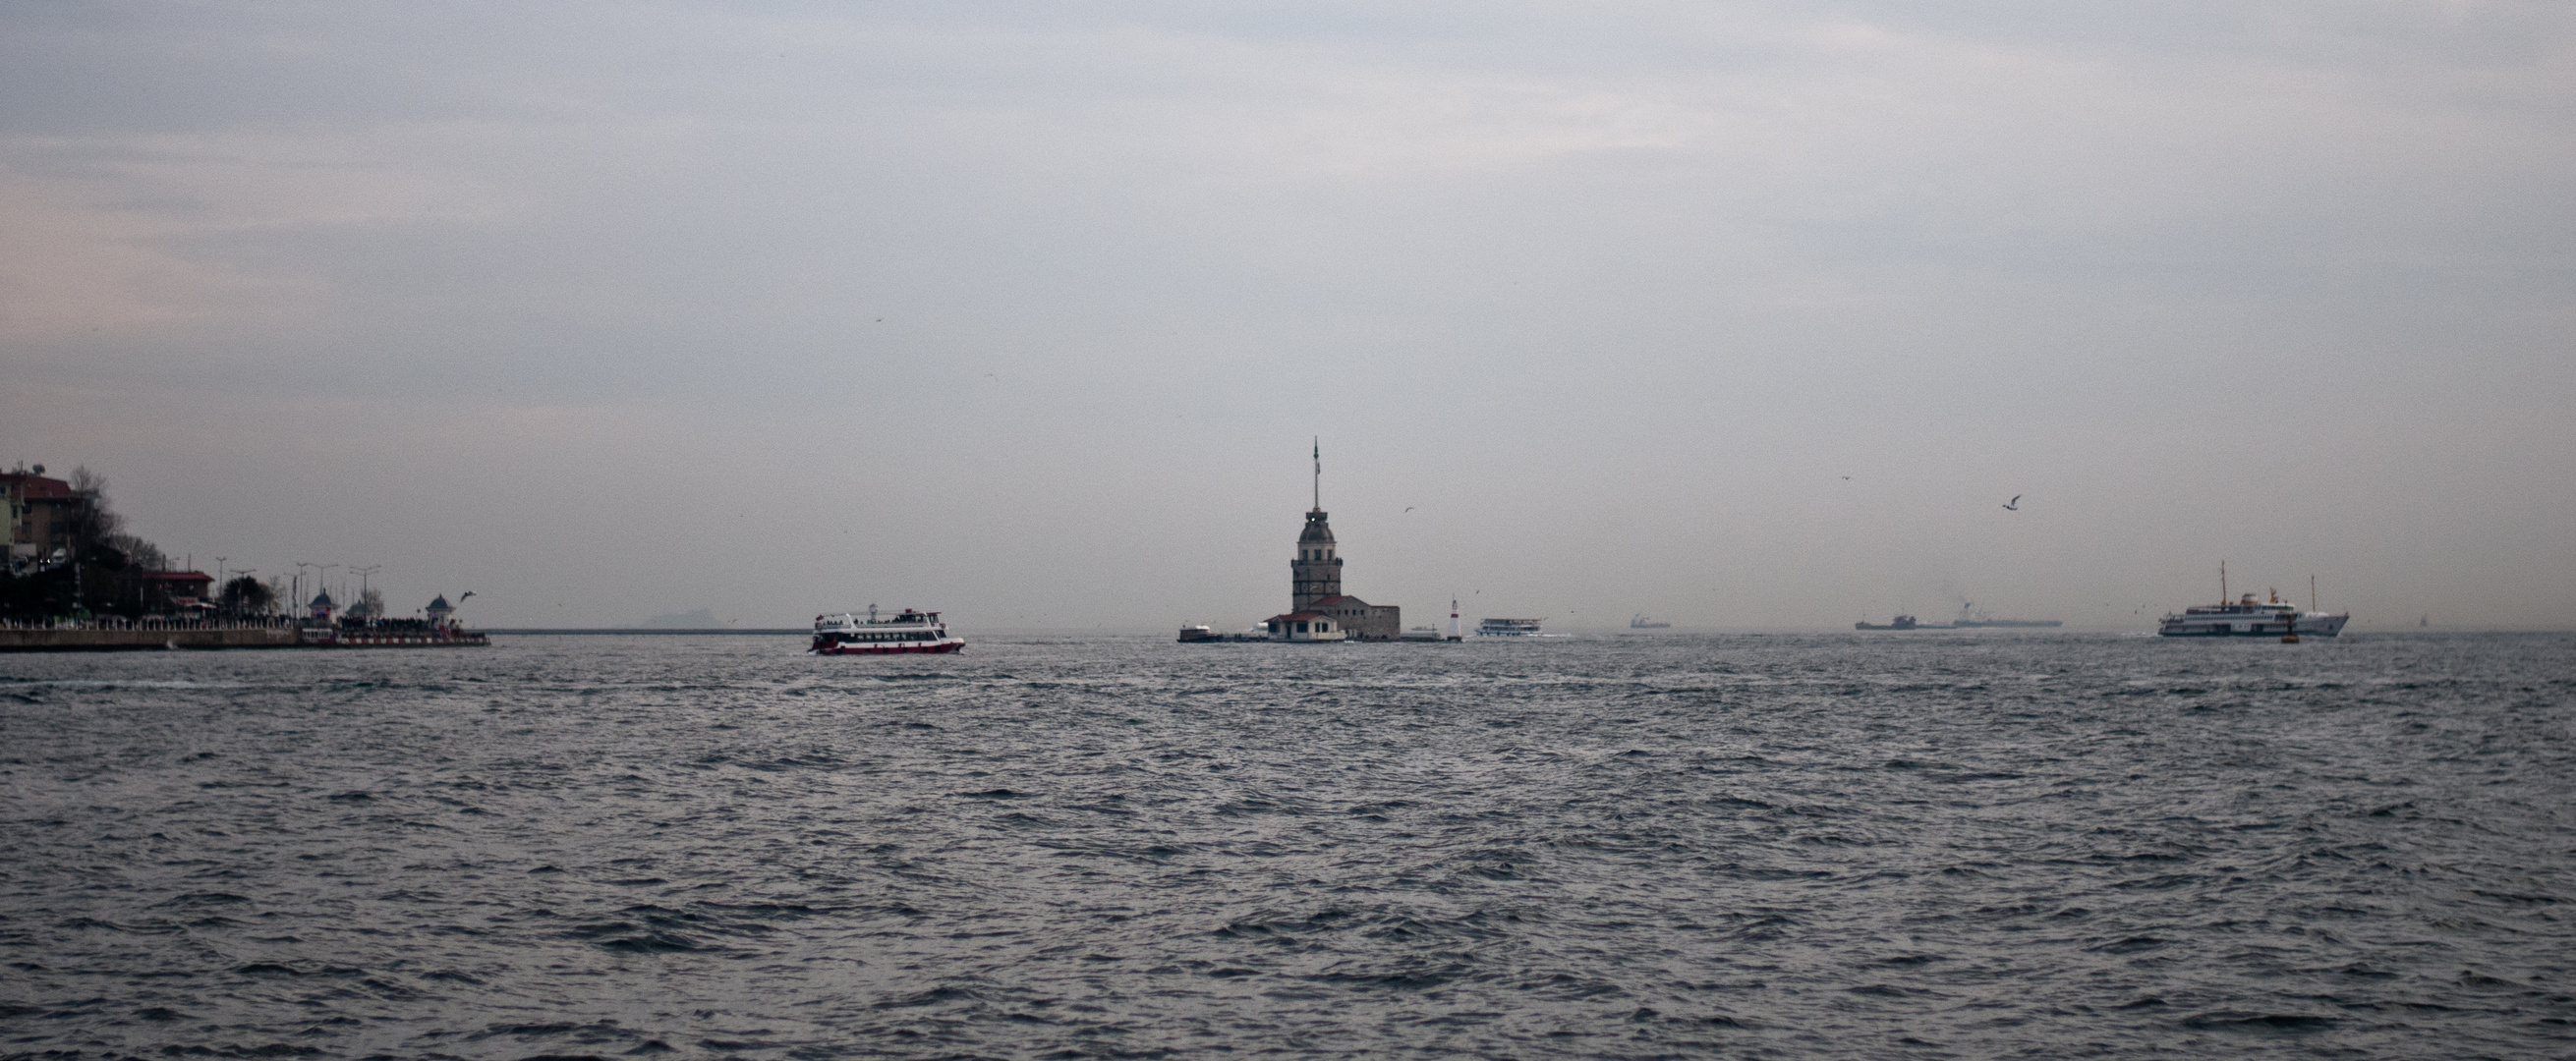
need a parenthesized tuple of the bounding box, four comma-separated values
(3, 632, 2572, 1059)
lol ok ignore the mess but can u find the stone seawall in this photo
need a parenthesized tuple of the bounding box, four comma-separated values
(0, 627, 305, 651)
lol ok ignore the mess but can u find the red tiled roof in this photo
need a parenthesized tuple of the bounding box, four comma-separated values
(1266, 611, 1328, 622)
(0, 473, 76, 499)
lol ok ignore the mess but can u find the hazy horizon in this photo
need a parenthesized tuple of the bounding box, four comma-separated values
(7, 2, 2571, 633)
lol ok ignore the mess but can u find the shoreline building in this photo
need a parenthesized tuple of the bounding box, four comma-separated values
(1265, 441, 1400, 642)
(3, 466, 87, 575)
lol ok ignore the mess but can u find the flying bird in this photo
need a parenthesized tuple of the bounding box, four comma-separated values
(1404, 506, 1414, 512)
(2001, 495, 2022, 511)
(459, 591, 476, 601)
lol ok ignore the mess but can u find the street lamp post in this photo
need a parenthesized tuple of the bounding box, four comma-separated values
(350, 565, 381, 624)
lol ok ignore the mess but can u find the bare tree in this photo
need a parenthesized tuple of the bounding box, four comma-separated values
(65, 467, 123, 546)
(105, 533, 166, 574)
(44, 470, 184, 616)
(220, 576, 275, 615)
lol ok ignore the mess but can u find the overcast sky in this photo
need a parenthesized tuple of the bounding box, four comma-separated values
(5, 1, 2570, 631)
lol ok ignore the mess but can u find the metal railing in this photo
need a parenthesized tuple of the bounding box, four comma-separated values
(0, 615, 301, 631)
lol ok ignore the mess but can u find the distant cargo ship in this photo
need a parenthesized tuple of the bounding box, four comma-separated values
(813, 607, 963, 654)
(1476, 618, 1545, 638)
(1949, 603, 2062, 629)
(1855, 615, 1940, 631)
(1630, 614, 1672, 629)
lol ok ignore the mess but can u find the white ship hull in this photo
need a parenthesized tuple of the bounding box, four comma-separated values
(2159, 610, 2347, 638)
(814, 639, 964, 654)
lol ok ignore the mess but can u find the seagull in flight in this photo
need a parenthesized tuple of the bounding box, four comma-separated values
(2001, 495, 2022, 511)
(1404, 506, 1414, 512)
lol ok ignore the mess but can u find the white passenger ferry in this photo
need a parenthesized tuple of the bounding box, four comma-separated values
(1476, 618, 1545, 638)
(2158, 591, 2348, 639)
(812, 606, 964, 654)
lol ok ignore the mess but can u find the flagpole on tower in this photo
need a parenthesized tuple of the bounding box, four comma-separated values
(1312, 436, 1321, 511)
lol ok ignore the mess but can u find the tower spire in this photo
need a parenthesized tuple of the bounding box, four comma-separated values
(1290, 442, 1343, 610)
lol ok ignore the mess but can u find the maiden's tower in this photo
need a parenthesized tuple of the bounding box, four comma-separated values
(1265, 440, 1400, 641)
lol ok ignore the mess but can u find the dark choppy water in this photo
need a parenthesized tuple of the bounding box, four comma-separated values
(3, 633, 2572, 1059)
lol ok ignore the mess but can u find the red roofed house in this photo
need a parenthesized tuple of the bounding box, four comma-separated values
(1263, 608, 1345, 642)
(140, 570, 216, 611)
(2, 466, 89, 573)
